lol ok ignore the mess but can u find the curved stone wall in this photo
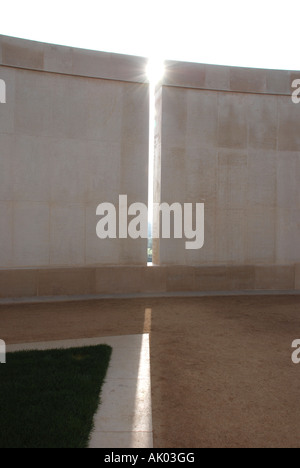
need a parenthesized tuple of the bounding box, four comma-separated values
(154, 60, 300, 274)
(0, 35, 299, 297)
(0, 35, 149, 269)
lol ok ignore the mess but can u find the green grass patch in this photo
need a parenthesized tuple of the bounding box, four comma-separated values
(0, 345, 112, 448)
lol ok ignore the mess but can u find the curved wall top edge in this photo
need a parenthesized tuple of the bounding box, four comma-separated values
(0, 34, 299, 95)
(0, 35, 149, 84)
(163, 59, 299, 95)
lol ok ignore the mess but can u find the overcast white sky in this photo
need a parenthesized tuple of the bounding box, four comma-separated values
(1, 0, 299, 70)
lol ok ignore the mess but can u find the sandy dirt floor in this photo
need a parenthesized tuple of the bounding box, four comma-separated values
(1, 295, 300, 448)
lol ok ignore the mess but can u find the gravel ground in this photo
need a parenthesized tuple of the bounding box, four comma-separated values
(1, 295, 300, 448)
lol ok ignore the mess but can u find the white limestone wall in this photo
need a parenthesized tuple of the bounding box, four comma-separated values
(0, 37, 149, 268)
(1, 36, 299, 274)
(156, 63, 300, 266)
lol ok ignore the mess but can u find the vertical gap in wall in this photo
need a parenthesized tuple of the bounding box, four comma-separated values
(147, 59, 164, 266)
(147, 81, 155, 266)
(151, 83, 162, 266)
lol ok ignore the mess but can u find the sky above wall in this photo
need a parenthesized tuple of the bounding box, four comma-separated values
(1, 0, 299, 71)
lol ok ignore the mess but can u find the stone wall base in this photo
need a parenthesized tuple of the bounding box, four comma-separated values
(0, 265, 299, 300)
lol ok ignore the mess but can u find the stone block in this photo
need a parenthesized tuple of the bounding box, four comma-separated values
(276, 209, 300, 264)
(186, 90, 218, 148)
(14, 70, 52, 136)
(247, 94, 277, 150)
(86, 80, 123, 141)
(277, 152, 300, 209)
(85, 141, 121, 205)
(72, 48, 147, 82)
(166, 266, 195, 292)
(161, 87, 187, 149)
(161, 147, 186, 203)
(13, 135, 51, 202)
(44, 44, 73, 75)
(194, 266, 229, 291)
(50, 204, 85, 266)
(278, 96, 300, 151)
(230, 67, 266, 93)
(38, 268, 95, 296)
(0, 269, 38, 298)
(295, 264, 300, 290)
(227, 266, 255, 290)
(0, 202, 13, 266)
(247, 150, 277, 208)
(164, 60, 206, 89)
(185, 147, 217, 205)
(13, 202, 50, 267)
(218, 93, 247, 149)
(215, 209, 246, 264)
(217, 150, 248, 209)
(121, 83, 149, 145)
(50, 138, 88, 203)
(95, 267, 143, 294)
(246, 208, 276, 264)
(1, 39, 44, 69)
(205, 64, 230, 90)
(119, 237, 147, 266)
(159, 237, 186, 266)
(49, 75, 90, 140)
(255, 265, 295, 290)
(140, 266, 167, 293)
(0, 133, 13, 201)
